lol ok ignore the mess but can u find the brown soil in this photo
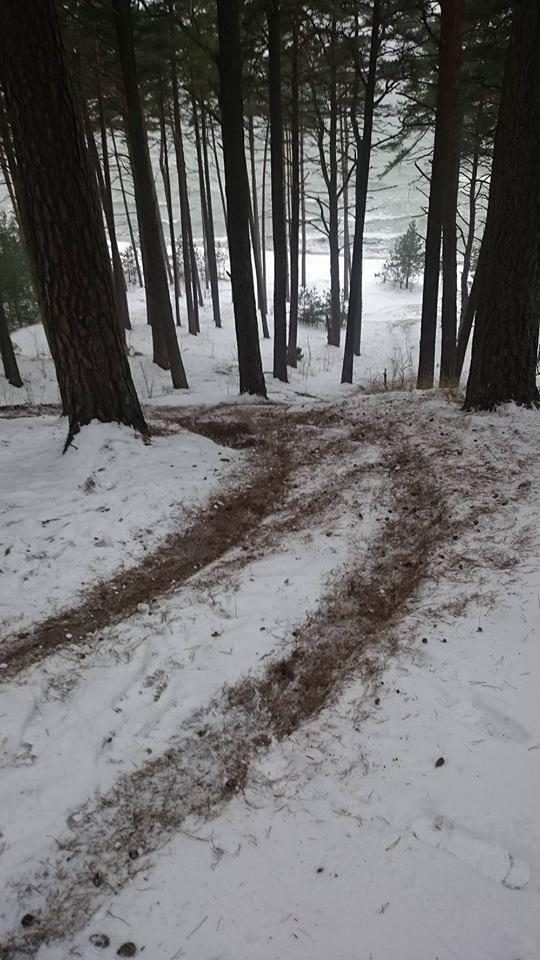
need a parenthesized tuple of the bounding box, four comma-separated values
(0, 403, 362, 680)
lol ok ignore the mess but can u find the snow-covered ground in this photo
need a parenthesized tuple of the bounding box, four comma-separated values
(2, 256, 427, 410)
(0, 267, 538, 960)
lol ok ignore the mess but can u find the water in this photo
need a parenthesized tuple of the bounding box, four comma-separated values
(0, 120, 423, 262)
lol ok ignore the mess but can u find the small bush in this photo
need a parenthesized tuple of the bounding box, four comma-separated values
(120, 244, 140, 286)
(299, 286, 346, 329)
(378, 220, 423, 290)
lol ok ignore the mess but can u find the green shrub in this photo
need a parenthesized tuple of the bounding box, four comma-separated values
(299, 286, 346, 328)
(378, 220, 423, 290)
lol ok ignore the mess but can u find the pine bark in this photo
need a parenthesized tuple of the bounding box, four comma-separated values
(216, 0, 266, 397)
(248, 113, 270, 338)
(267, 0, 288, 382)
(439, 2, 464, 387)
(460, 138, 480, 327)
(0, 0, 147, 441)
(465, 0, 540, 410)
(112, 0, 187, 386)
(200, 102, 222, 328)
(417, 0, 464, 389)
(0, 299, 23, 387)
(287, 16, 300, 368)
(342, 0, 380, 383)
(86, 119, 131, 334)
(110, 126, 143, 288)
(170, 51, 199, 335)
(300, 128, 306, 289)
(158, 80, 182, 328)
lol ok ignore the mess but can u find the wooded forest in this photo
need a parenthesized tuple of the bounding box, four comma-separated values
(1, 4, 540, 958)
(0, 0, 538, 442)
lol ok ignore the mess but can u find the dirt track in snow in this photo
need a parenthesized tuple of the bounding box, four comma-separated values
(1, 394, 534, 958)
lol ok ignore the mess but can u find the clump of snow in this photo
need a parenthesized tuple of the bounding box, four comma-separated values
(0, 416, 240, 633)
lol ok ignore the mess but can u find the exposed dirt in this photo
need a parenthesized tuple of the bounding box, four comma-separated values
(2, 396, 534, 959)
(0, 403, 449, 959)
(0, 402, 367, 680)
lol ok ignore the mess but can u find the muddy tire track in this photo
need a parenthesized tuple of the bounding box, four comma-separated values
(0, 404, 352, 680)
(0, 409, 449, 959)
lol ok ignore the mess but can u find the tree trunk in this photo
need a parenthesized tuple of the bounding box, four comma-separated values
(200, 102, 222, 328)
(86, 118, 131, 335)
(287, 15, 300, 367)
(326, 15, 341, 347)
(456, 255, 480, 381)
(209, 115, 228, 234)
(465, 1, 540, 409)
(0, 88, 50, 350)
(192, 95, 210, 295)
(460, 138, 480, 326)
(439, 1, 464, 388)
(417, 0, 464, 389)
(110, 125, 143, 288)
(158, 79, 182, 328)
(248, 113, 270, 338)
(267, 0, 288, 382)
(216, 0, 266, 397)
(112, 0, 187, 387)
(300, 128, 306, 289)
(0, 298, 23, 387)
(170, 47, 199, 336)
(341, 107, 351, 302)
(261, 120, 269, 299)
(95, 77, 131, 331)
(0, 0, 148, 441)
(342, 0, 380, 383)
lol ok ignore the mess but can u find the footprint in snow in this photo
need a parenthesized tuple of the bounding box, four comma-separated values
(411, 815, 530, 890)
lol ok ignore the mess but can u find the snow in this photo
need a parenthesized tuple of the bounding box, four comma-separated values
(0, 416, 240, 633)
(0, 265, 538, 960)
(2, 256, 427, 410)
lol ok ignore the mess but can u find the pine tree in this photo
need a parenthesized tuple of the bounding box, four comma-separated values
(465, 0, 540, 410)
(0, 0, 148, 444)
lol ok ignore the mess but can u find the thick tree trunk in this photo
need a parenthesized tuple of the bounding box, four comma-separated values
(342, 0, 380, 383)
(112, 0, 187, 387)
(158, 80, 182, 328)
(287, 16, 300, 367)
(248, 113, 270, 338)
(170, 60, 199, 336)
(200, 102, 222, 328)
(0, 298, 23, 387)
(216, 0, 266, 397)
(0, 89, 50, 351)
(0, 0, 147, 441)
(267, 0, 288, 382)
(465, 1, 540, 410)
(110, 126, 143, 288)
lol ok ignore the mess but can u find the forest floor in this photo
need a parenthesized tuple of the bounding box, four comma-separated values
(1, 270, 540, 959)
